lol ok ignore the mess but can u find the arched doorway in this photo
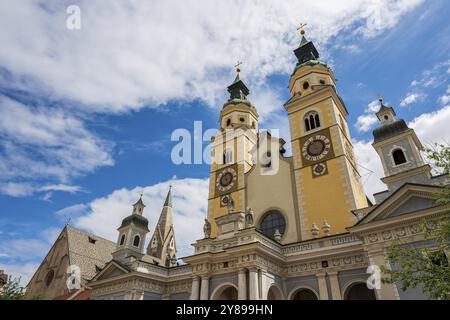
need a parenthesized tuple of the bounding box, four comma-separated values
(211, 284, 238, 300)
(267, 285, 284, 300)
(291, 288, 319, 300)
(344, 282, 377, 300)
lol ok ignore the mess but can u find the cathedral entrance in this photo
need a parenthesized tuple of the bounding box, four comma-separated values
(211, 284, 238, 300)
(291, 288, 319, 300)
(344, 282, 377, 300)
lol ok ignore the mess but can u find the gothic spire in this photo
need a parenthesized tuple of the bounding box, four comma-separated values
(146, 187, 177, 267)
(163, 185, 172, 208)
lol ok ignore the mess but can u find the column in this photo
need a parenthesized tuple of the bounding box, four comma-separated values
(200, 276, 210, 300)
(124, 290, 133, 300)
(316, 272, 329, 300)
(190, 276, 200, 300)
(327, 271, 342, 300)
(259, 270, 268, 300)
(238, 269, 247, 300)
(367, 248, 399, 300)
(249, 268, 259, 300)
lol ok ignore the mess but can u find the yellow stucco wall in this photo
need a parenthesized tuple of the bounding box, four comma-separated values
(246, 158, 299, 244)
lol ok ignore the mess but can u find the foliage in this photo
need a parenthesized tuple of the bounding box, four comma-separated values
(0, 276, 26, 300)
(382, 143, 450, 300)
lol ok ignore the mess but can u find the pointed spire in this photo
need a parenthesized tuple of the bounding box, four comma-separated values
(164, 186, 172, 208)
(146, 186, 177, 267)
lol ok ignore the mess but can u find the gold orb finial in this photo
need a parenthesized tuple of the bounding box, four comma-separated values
(297, 23, 307, 36)
(234, 60, 242, 74)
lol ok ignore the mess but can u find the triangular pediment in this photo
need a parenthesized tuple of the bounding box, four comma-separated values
(356, 183, 441, 225)
(90, 260, 131, 282)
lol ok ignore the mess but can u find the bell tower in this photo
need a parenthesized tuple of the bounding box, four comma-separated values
(112, 195, 150, 262)
(207, 65, 259, 237)
(372, 98, 431, 193)
(284, 28, 367, 240)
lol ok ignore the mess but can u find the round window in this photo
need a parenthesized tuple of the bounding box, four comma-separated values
(45, 270, 55, 287)
(260, 211, 286, 239)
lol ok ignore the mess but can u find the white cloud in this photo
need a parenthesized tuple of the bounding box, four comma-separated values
(0, 95, 113, 196)
(355, 114, 378, 132)
(0, 181, 83, 198)
(0, 239, 51, 261)
(399, 92, 426, 107)
(353, 139, 386, 200)
(0, 262, 40, 286)
(55, 203, 89, 221)
(0, 1, 423, 112)
(72, 177, 209, 259)
(438, 85, 450, 105)
(354, 99, 380, 132)
(409, 105, 450, 145)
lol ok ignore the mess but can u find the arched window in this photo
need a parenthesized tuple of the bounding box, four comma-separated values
(119, 234, 126, 246)
(304, 111, 320, 132)
(223, 149, 233, 164)
(260, 210, 286, 239)
(45, 270, 55, 287)
(133, 235, 140, 247)
(392, 149, 407, 165)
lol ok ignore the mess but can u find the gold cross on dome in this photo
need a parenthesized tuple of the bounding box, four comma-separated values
(234, 61, 243, 73)
(297, 23, 307, 36)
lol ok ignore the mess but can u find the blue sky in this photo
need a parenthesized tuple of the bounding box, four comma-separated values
(1, 0, 450, 283)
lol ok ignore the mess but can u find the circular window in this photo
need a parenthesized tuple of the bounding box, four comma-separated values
(384, 115, 389, 120)
(45, 270, 55, 287)
(303, 81, 309, 90)
(240, 117, 245, 122)
(260, 211, 286, 239)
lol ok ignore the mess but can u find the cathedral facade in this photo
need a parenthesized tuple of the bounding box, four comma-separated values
(26, 31, 449, 300)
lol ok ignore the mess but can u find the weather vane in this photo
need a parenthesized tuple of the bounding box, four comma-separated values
(297, 23, 307, 36)
(234, 61, 243, 73)
(138, 189, 144, 198)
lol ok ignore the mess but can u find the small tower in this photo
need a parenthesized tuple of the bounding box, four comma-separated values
(146, 187, 177, 267)
(112, 195, 149, 262)
(372, 98, 431, 194)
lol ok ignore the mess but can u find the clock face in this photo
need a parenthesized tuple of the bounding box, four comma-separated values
(302, 134, 331, 162)
(220, 172, 233, 187)
(216, 166, 237, 193)
(312, 162, 328, 177)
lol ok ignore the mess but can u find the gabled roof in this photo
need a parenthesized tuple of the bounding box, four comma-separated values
(90, 259, 132, 282)
(352, 183, 443, 226)
(66, 226, 116, 281)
